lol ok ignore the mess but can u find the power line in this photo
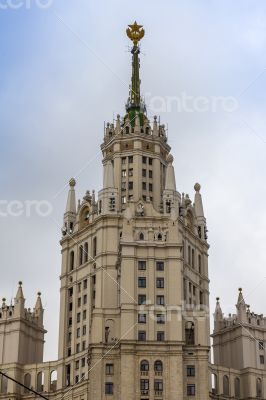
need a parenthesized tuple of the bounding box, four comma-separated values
(0, 370, 49, 400)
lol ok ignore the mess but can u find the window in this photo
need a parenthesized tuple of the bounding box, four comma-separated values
(139, 232, 144, 241)
(156, 278, 164, 288)
(83, 310, 87, 320)
(122, 170, 127, 177)
(223, 375, 229, 396)
(128, 181, 133, 190)
(77, 328, 80, 338)
(81, 358, 86, 367)
(138, 294, 146, 305)
(105, 382, 113, 395)
(138, 261, 146, 270)
(187, 384, 196, 396)
(156, 314, 165, 324)
(75, 360, 79, 370)
(149, 170, 152, 178)
(148, 158, 153, 165)
(76, 343, 80, 353)
(69, 302, 73, 311)
(187, 365, 195, 377)
(185, 321, 195, 345)
(188, 245, 191, 265)
(140, 360, 149, 372)
(121, 196, 126, 204)
(157, 331, 165, 341)
(149, 183, 153, 192)
(82, 326, 86, 335)
(83, 294, 87, 305)
(128, 168, 133, 176)
(82, 341, 86, 351)
(138, 314, 147, 323)
(256, 378, 262, 398)
(68, 287, 73, 297)
(77, 313, 81, 323)
(138, 331, 146, 341)
(121, 182, 126, 191)
(68, 332, 72, 342)
(156, 295, 165, 306)
(192, 249, 195, 268)
(259, 341, 264, 350)
(138, 277, 146, 288)
(83, 279, 87, 289)
(84, 242, 88, 263)
(77, 298, 81, 307)
(235, 377, 240, 398)
(154, 360, 163, 372)
(154, 380, 163, 392)
(106, 364, 114, 375)
(142, 156, 147, 164)
(198, 254, 202, 273)
(70, 251, 75, 271)
(156, 261, 164, 271)
(142, 182, 146, 190)
(140, 379, 149, 392)
(79, 245, 83, 266)
(142, 169, 146, 177)
(122, 157, 126, 164)
(260, 355, 264, 364)
(67, 347, 71, 357)
(75, 375, 79, 384)
(128, 156, 133, 163)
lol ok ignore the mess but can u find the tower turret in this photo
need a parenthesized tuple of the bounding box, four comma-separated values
(236, 287, 247, 323)
(214, 297, 223, 332)
(194, 183, 207, 240)
(34, 291, 44, 327)
(62, 178, 77, 236)
(163, 154, 179, 214)
(98, 160, 118, 215)
(14, 281, 25, 317)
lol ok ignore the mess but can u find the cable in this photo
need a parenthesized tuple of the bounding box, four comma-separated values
(0, 370, 49, 400)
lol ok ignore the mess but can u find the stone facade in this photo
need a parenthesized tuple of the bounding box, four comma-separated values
(0, 22, 264, 400)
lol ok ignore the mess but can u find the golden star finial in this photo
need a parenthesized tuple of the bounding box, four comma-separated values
(126, 21, 145, 46)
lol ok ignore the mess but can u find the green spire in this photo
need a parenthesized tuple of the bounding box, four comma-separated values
(126, 22, 145, 113)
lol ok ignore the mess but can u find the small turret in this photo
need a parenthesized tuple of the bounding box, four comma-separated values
(98, 160, 118, 215)
(14, 281, 25, 317)
(214, 297, 223, 331)
(62, 178, 77, 236)
(103, 160, 115, 189)
(153, 115, 159, 136)
(236, 288, 247, 323)
(163, 154, 178, 215)
(34, 292, 44, 326)
(165, 154, 176, 191)
(193, 183, 207, 240)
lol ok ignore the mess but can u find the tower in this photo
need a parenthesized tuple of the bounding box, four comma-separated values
(58, 22, 210, 399)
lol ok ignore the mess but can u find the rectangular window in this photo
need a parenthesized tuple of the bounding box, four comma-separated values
(68, 317, 72, 326)
(157, 331, 165, 341)
(67, 347, 71, 357)
(76, 343, 80, 353)
(75, 375, 79, 384)
(83, 294, 87, 305)
(260, 355, 265, 364)
(68, 332, 72, 342)
(75, 360, 79, 370)
(187, 384, 196, 396)
(156, 295, 165, 306)
(82, 325, 86, 335)
(156, 278, 164, 288)
(105, 382, 113, 395)
(68, 287, 73, 297)
(138, 277, 146, 288)
(149, 170, 152, 178)
(69, 302, 73, 311)
(187, 365, 195, 377)
(128, 156, 133, 163)
(106, 363, 114, 375)
(156, 261, 164, 271)
(142, 182, 146, 190)
(122, 170, 127, 177)
(78, 283, 81, 292)
(138, 314, 147, 323)
(138, 294, 146, 305)
(77, 313, 81, 323)
(148, 158, 153, 165)
(77, 298, 81, 307)
(142, 156, 147, 164)
(149, 183, 153, 192)
(156, 314, 165, 324)
(121, 181, 126, 191)
(128, 168, 133, 176)
(77, 328, 80, 338)
(128, 181, 133, 190)
(138, 260, 146, 270)
(154, 379, 163, 391)
(122, 157, 126, 164)
(138, 331, 146, 341)
(121, 196, 126, 204)
(83, 279, 87, 289)
(81, 358, 86, 367)
(82, 341, 86, 351)
(142, 169, 146, 177)
(259, 341, 264, 350)
(140, 379, 149, 391)
(83, 310, 87, 320)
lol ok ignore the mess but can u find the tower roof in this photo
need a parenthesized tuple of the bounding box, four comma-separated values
(65, 178, 77, 214)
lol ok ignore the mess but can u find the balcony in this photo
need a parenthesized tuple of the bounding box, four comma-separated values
(154, 390, 163, 396)
(140, 390, 149, 396)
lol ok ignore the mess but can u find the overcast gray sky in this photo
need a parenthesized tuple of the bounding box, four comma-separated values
(1, 0, 266, 360)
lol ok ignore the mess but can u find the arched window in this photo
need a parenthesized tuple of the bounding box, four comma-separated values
(140, 360, 149, 372)
(37, 371, 44, 392)
(139, 232, 144, 241)
(257, 378, 262, 398)
(157, 233, 163, 241)
(154, 360, 163, 372)
(0, 374, 8, 394)
(50, 370, 57, 392)
(223, 375, 229, 396)
(84, 242, 88, 263)
(24, 374, 31, 394)
(70, 251, 75, 271)
(185, 321, 195, 345)
(235, 377, 240, 398)
(79, 245, 83, 266)
(211, 373, 218, 394)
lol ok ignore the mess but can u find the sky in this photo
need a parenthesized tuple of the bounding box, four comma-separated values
(0, 0, 266, 361)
